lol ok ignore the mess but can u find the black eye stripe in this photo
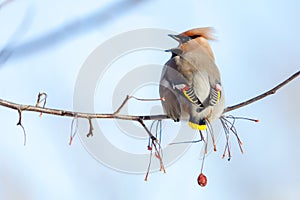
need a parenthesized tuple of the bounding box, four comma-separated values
(189, 35, 201, 39)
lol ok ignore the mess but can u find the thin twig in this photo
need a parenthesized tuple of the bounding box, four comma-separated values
(69, 115, 79, 145)
(113, 95, 164, 115)
(16, 108, 26, 145)
(0, 98, 169, 121)
(0, 0, 147, 63)
(224, 71, 300, 113)
(0, 0, 13, 10)
(86, 118, 94, 137)
(137, 118, 157, 140)
(137, 118, 166, 174)
(36, 92, 47, 117)
(0, 71, 298, 122)
(113, 95, 131, 115)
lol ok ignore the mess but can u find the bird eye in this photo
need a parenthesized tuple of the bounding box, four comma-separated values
(189, 35, 201, 39)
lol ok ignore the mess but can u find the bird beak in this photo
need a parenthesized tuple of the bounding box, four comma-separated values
(165, 48, 183, 55)
(168, 34, 183, 43)
(168, 34, 191, 43)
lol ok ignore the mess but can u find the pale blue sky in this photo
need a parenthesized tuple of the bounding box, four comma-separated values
(0, 0, 299, 200)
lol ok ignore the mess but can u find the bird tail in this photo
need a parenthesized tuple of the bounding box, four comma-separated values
(188, 118, 207, 130)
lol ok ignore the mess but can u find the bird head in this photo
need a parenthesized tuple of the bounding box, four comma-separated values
(168, 27, 215, 44)
(167, 27, 216, 60)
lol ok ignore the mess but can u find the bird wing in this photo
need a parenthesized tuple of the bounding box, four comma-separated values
(175, 47, 222, 107)
(160, 55, 204, 108)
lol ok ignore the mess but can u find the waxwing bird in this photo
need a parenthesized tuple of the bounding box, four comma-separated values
(159, 27, 224, 130)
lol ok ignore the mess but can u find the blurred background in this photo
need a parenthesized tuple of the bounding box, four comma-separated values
(0, 0, 299, 199)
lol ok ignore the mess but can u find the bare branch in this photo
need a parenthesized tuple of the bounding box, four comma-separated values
(137, 118, 157, 140)
(224, 71, 300, 113)
(137, 118, 166, 178)
(0, 0, 13, 10)
(86, 118, 94, 138)
(0, 70, 298, 180)
(0, 98, 168, 121)
(113, 95, 131, 115)
(113, 95, 163, 115)
(0, 71, 298, 124)
(16, 108, 26, 145)
(35, 92, 47, 117)
(35, 92, 47, 107)
(69, 115, 78, 145)
(0, 0, 148, 64)
(0, 5, 33, 65)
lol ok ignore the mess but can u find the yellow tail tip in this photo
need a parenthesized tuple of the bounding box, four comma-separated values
(188, 122, 206, 130)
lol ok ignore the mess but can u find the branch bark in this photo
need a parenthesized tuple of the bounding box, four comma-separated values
(223, 71, 300, 113)
(0, 71, 299, 122)
(0, 70, 298, 147)
(0, 98, 169, 121)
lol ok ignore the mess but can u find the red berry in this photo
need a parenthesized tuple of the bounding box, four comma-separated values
(197, 173, 207, 187)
